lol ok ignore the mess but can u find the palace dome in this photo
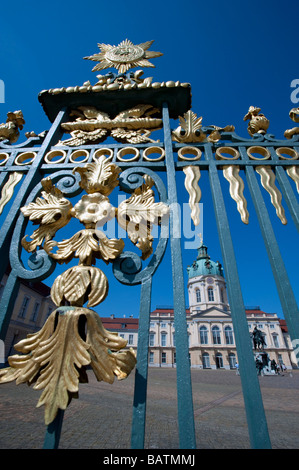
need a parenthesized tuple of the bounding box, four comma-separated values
(187, 242, 224, 279)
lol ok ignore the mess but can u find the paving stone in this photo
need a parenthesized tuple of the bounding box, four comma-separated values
(0, 368, 298, 449)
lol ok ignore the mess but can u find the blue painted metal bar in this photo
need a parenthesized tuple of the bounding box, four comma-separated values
(206, 145, 272, 449)
(131, 276, 152, 449)
(43, 409, 65, 449)
(244, 164, 299, 361)
(163, 102, 196, 449)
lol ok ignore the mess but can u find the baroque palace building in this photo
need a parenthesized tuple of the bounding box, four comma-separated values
(1, 242, 296, 369)
(100, 241, 296, 370)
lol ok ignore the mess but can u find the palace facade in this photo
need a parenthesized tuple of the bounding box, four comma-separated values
(1, 242, 296, 369)
(101, 242, 296, 370)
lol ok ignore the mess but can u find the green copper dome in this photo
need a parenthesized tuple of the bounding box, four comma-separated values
(187, 242, 224, 279)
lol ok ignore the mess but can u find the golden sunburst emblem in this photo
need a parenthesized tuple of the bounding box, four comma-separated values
(84, 39, 163, 74)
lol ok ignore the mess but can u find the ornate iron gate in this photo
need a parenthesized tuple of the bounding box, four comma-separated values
(0, 40, 298, 449)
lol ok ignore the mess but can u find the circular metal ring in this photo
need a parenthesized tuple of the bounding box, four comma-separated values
(247, 146, 271, 160)
(117, 147, 140, 162)
(14, 152, 36, 166)
(44, 149, 67, 164)
(276, 147, 298, 160)
(93, 148, 114, 161)
(69, 149, 89, 164)
(215, 146, 240, 160)
(177, 146, 202, 161)
(143, 146, 165, 161)
(0, 152, 9, 166)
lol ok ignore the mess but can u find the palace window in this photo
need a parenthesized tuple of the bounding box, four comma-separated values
(30, 302, 40, 322)
(224, 326, 234, 345)
(212, 326, 221, 344)
(161, 352, 166, 363)
(202, 353, 210, 369)
(208, 287, 214, 302)
(18, 295, 30, 319)
(229, 353, 237, 369)
(161, 333, 167, 347)
(272, 334, 280, 348)
(216, 353, 224, 368)
(128, 334, 134, 345)
(149, 352, 154, 364)
(149, 333, 155, 347)
(196, 289, 201, 303)
(199, 326, 208, 345)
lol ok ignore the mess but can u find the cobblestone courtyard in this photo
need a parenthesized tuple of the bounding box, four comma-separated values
(0, 368, 298, 449)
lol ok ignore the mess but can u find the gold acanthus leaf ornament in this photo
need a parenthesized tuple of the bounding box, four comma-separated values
(172, 110, 206, 143)
(0, 307, 136, 425)
(45, 229, 125, 266)
(117, 175, 169, 260)
(73, 156, 121, 195)
(21, 178, 73, 252)
(172, 110, 235, 143)
(51, 266, 108, 307)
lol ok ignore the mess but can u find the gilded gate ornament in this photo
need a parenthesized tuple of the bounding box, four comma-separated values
(172, 110, 235, 143)
(84, 39, 163, 74)
(243, 106, 270, 137)
(255, 166, 287, 224)
(0, 154, 169, 424)
(58, 104, 162, 146)
(0, 111, 25, 144)
(284, 107, 299, 139)
(183, 166, 201, 226)
(0, 172, 23, 215)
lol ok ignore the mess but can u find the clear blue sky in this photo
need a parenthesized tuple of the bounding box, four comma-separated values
(0, 0, 298, 319)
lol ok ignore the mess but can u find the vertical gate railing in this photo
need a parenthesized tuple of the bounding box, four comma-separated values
(0, 41, 298, 450)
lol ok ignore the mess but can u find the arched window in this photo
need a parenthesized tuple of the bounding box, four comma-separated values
(202, 353, 210, 369)
(199, 326, 208, 344)
(196, 289, 201, 303)
(212, 326, 221, 344)
(225, 326, 234, 345)
(220, 288, 225, 303)
(208, 287, 214, 301)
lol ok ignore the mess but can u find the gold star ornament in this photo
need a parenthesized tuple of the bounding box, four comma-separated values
(84, 39, 163, 74)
